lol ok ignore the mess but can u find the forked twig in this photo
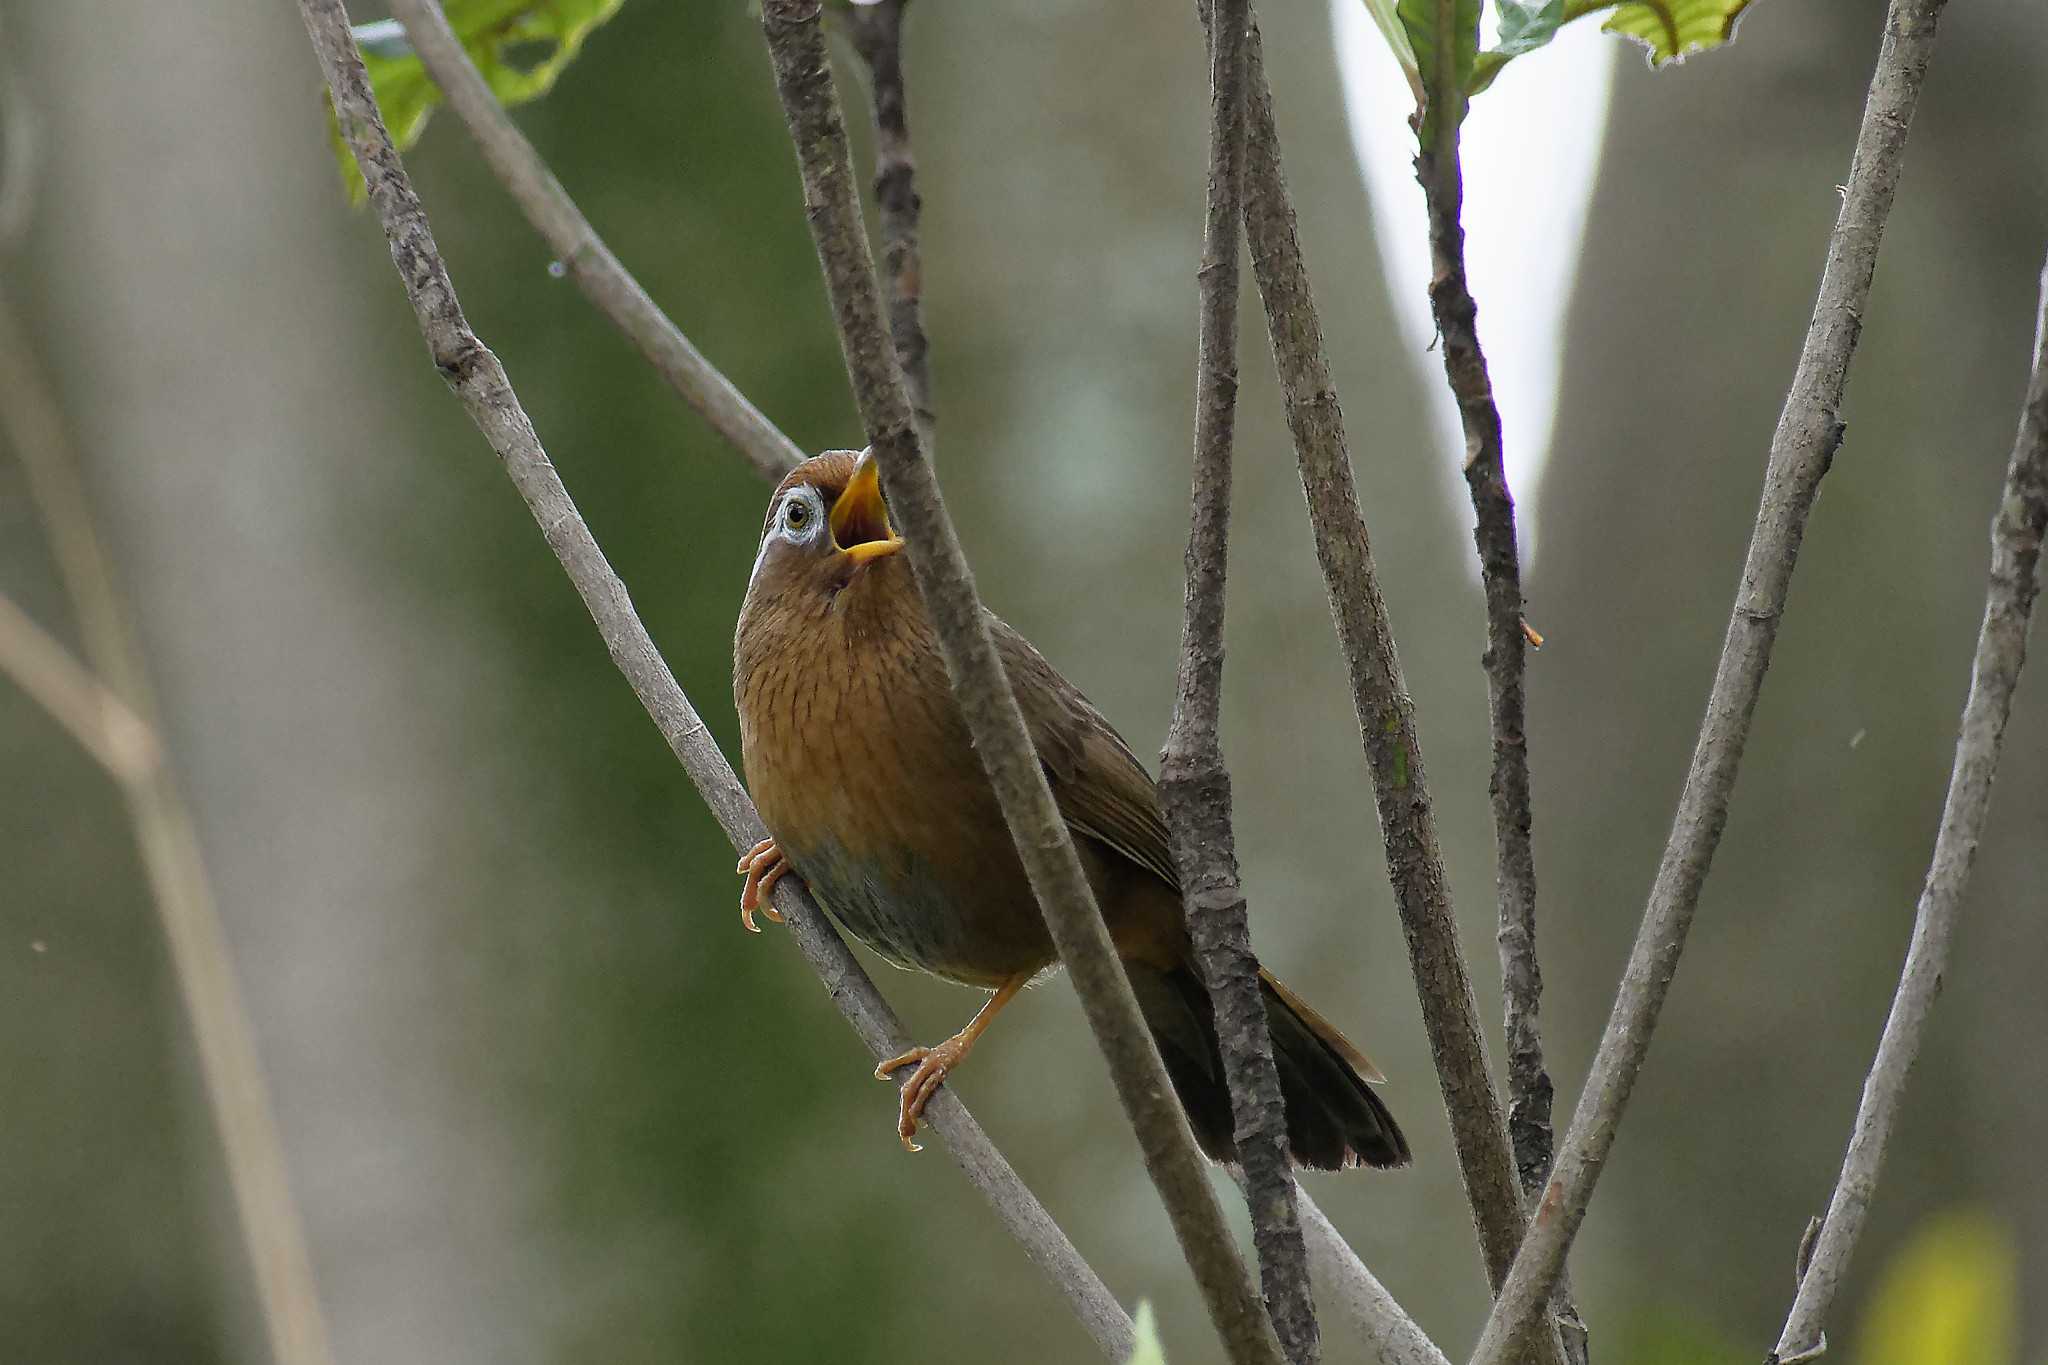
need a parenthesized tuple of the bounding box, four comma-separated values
(1468, 2, 1952, 1360)
(756, 3, 1282, 1361)
(1767, 247, 2048, 1365)
(385, 0, 802, 482)
(297, 3, 1133, 1354)
(0, 288, 336, 1365)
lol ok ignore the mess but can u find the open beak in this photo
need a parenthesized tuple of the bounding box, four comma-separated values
(829, 452, 904, 566)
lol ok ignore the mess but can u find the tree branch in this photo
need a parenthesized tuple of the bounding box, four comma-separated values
(1161, 0, 1316, 1360)
(0, 286, 335, 1365)
(1765, 247, 2048, 1365)
(1293, 1186, 1452, 1365)
(1230, 19, 1555, 1361)
(0, 590, 159, 784)
(1467, 3, 1951, 1360)
(1414, 39, 1550, 1221)
(842, 0, 933, 448)
(754, 4, 1282, 1362)
(296, 5, 1134, 1356)
(384, 0, 803, 483)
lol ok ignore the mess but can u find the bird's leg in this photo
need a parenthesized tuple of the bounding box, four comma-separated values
(873, 973, 1029, 1152)
(735, 837, 791, 933)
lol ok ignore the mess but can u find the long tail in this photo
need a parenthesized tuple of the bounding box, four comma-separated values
(1126, 962, 1410, 1172)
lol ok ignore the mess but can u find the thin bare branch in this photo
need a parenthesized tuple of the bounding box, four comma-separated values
(1160, 0, 1315, 1360)
(1469, 3, 1952, 1360)
(1414, 44, 1550, 1221)
(1766, 248, 2048, 1365)
(296, 5, 1133, 1355)
(1293, 1186, 1452, 1365)
(755, 4, 1282, 1362)
(0, 287, 335, 1365)
(0, 591, 158, 782)
(384, 0, 803, 483)
(1231, 20, 1555, 1361)
(842, 0, 933, 448)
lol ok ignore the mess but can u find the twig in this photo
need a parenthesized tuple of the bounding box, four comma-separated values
(0, 287, 336, 1365)
(383, 0, 803, 483)
(1410, 14, 1579, 1359)
(1468, 3, 1951, 1361)
(0, 592, 159, 783)
(755, 4, 1282, 1363)
(1293, 1186, 1452, 1365)
(1413, 25, 1551, 1218)
(1160, 0, 1315, 1361)
(842, 0, 933, 448)
(296, 4, 1134, 1356)
(1230, 16, 1553, 1358)
(1765, 249, 2048, 1365)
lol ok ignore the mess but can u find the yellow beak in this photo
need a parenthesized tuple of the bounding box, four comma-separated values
(829, 453, 904, 565)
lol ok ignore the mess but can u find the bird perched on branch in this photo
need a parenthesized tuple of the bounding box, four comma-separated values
(733, 449, 1409, 1172)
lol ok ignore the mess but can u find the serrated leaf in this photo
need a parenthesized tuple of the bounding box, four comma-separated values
(1601, 0, 1753, 65)
(1396, 0, 1480, 139)
(1124, 1302, 1168, 1365)
(1470, 0, 1749, 94)
(1857, 1210, 2018, 1365)
(327, 0, 626, 203)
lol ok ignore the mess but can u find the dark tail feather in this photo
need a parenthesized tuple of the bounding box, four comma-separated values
(1126, 962, 1410, 1173)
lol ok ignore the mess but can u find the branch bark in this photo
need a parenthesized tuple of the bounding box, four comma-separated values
(1293, 1186, 1452, 1365)
(0, 286, 336, 1365)
(297, 5, 1133, 1356)
(1229, 20, 1555, 1362)
(755, 4, 1282, 1363)
(1414, 57, 1549, 1221)
(1412, 25, 1580, 1362)
(1161, 0, 1316, 1360)
(384, 0, 803, 483)
(1766, 247, 2048, 1365)
(1468, 3, 1951, 1360)
(842, 0, 933, 448)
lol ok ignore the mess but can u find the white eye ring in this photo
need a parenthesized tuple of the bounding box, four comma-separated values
(778, 487, 825, 543)
(751, 485, 828, 586)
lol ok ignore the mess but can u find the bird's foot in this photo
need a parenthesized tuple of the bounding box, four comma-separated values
(873, 1035, 974, 1153)
(735, 837, 791, 933)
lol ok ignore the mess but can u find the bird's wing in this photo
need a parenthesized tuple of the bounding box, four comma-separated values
(986, 611, 1182, 892)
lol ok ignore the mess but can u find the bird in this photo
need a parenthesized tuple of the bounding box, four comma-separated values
(733, 449, 1409, 1172)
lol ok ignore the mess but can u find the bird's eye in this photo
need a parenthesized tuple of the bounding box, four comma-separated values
(784, 498, 811, 531)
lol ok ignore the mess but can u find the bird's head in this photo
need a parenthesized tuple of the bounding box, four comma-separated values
(746, 449, 905, 601)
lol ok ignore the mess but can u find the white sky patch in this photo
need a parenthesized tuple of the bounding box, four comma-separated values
(1330, 1, 1618, 561)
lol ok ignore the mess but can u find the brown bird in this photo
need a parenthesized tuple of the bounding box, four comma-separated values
(733, 449, 1409, 1171)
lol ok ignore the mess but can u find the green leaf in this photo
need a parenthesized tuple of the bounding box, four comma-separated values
(1124, 1302, 1168, 1365)
(1496, 0, 1567, 55)
(1357, 0, 1424, 106)
(327, 0, 627, 203)
(1857, 1209, 2018, 1365)
(1396, 0, 1480, 139)
(1600, 0, 1754, 66)
(1469, 0, 1749, 96)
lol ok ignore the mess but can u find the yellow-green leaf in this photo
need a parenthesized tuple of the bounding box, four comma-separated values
(1601, 0, 1754, 66)
(327, 0, 626, 203)
(1856, 1209, 2018, 1365)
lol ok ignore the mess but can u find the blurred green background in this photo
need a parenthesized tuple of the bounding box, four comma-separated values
(3, 0, 2045, 1362)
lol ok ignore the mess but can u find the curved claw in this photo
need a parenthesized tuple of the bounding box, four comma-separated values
(736, 837, 791, 933)
(874, 1043, 962, 1153)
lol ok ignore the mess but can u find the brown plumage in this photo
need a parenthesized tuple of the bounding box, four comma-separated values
(733, 450, 1408, 1171)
